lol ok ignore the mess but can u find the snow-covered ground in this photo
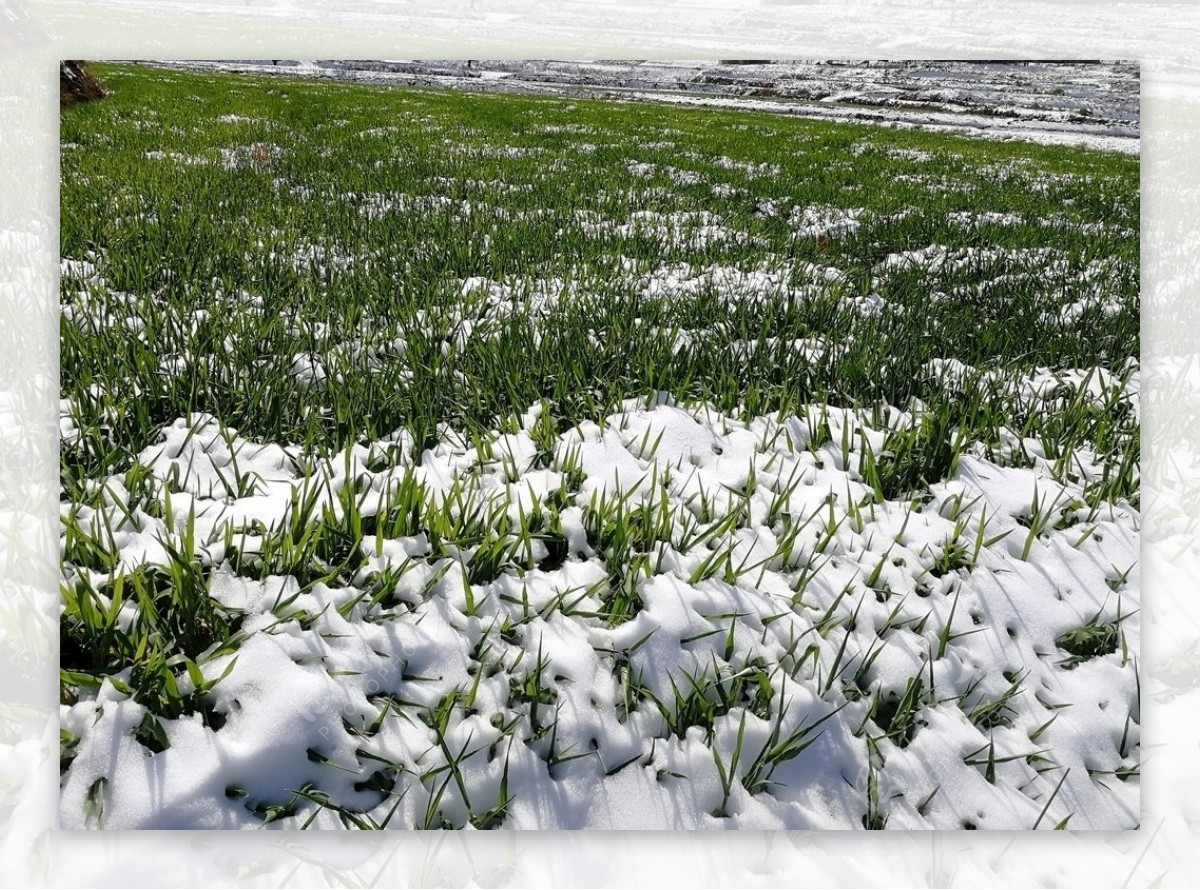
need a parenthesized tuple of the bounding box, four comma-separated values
(59, 383, 1139, 829)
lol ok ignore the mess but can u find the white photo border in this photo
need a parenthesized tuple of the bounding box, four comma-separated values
(4, 2, 1198, 885)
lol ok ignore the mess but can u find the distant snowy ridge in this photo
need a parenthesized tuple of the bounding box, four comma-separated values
(151, 59, 1139, 154)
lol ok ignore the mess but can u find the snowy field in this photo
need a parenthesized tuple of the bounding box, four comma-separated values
(160, 60, 1140, 155)
(59, 63, 1140, 830)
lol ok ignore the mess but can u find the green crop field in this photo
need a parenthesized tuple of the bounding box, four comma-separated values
(59, 62, 1140, 830)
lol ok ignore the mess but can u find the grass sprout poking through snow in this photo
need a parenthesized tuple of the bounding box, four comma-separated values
(58, 62, 1139, 830)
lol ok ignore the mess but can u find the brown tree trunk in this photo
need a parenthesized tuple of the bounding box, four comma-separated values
(60, 60, 105, 109)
